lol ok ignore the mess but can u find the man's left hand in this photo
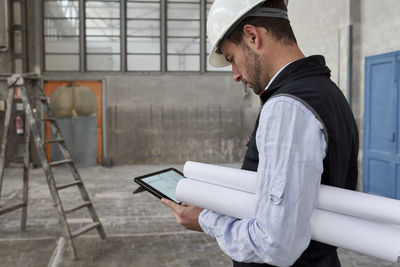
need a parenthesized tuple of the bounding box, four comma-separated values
(161, 198, 204, 232)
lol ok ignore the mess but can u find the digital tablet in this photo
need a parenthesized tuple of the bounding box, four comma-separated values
(133, 168, 184, 204)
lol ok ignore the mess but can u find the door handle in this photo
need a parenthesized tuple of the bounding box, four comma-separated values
(389, 132, 396, 143)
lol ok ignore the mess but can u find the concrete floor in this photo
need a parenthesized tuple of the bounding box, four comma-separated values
(0, 164, 399, 267)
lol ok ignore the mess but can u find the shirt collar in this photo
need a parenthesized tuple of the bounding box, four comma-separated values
(263, 61, 294, 92)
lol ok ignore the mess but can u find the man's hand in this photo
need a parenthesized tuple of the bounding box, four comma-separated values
(161, 198, 204, 232)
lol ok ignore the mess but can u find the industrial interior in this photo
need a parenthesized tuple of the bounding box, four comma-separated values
(1, 0, 400, 266)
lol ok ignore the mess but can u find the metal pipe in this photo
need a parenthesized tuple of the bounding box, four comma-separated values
(21, 0, 28, 73)
(120, 0, 126, 72)
(337, 28, 341, 87)
(347, 24, 353, 108)
(200, 0, 206, 72)
(160, 0, 166, 72)
(79, 0, 86, 72)
(0, 0, 9, 52)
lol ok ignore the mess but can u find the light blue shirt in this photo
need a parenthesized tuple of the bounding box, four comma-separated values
(198, 67, 327, 266)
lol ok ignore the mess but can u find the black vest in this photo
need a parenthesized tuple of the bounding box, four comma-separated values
(234, 56, 359, 267)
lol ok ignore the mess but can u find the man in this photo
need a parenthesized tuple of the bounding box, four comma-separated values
(162, 0, 359, 266)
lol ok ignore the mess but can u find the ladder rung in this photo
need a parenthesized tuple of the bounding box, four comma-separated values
(49, 159, 73, 167)
(0, 202, 27, 216)
(56, 181, 82, 191)
(64, 201, 92, 214)
(44, 138, 65, 144)
(71, 222, 101, 239)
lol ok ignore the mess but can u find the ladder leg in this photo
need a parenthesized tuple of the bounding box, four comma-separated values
(21, 113, 30, 231)
(0, 87, 15, 201)
(66, 238, 77, 260)
(19, 79, 106, 259)
(41, 87, 107, 241)
(20, 84, 79, 259)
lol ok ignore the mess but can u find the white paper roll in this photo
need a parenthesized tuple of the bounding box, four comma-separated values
(311, 209, 400, 262)
(176, 178, 254, 219)
(184, 161, 400, 226)
(177, 176, 400, 262)
(318, 184, 400, 225)
(183, 161, 256, 193)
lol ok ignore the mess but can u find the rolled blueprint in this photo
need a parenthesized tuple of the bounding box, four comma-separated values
(311, 209, 400, 263)
(176, 177, 400, 262)
(183, 161, 400, 226)
(318, 184, 400, 225)
(176, 178, 254, 219)
(183, 161, 255, 193)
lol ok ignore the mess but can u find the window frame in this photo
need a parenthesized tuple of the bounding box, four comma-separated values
(42, 0, 228, 73)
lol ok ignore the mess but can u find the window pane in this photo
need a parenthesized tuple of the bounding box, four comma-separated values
(87, 55, 120, 71)
(127, 37, 160, 53)
(86, 37, 120, 53)
(167, 3, 199, 20)
(45, 37, 79, 53)
(86, 19, 120, 36)
(86, 1, 120, 18)
(44, 18, 79, 36)
(46, 55, 79, 71)
(168, 38, 199, 54)
(44, 1, 79, 18)
(168, 55, 199, 71)
(127, 2, 160, 19)
(128, 55, 160, 71)
(167, 20, 199, 37)
(127, 20, 160, 37)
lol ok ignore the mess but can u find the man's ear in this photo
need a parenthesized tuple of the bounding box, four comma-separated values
(242, 25, 262, 50)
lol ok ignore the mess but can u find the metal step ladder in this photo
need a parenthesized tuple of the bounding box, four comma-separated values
(0, 74, 106, 260)
(0, 75, 30, 232)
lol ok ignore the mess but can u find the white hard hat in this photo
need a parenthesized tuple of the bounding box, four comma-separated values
(207, 0, 289, 67)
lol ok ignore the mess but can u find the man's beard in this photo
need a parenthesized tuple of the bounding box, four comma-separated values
(242, 43, 263, 95)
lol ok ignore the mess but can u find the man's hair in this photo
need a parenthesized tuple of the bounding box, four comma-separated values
(227, 0, 297, 46)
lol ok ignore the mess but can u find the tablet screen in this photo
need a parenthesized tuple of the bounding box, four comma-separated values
(136, 169, 184, 203)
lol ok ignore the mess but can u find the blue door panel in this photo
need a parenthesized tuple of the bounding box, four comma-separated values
(397, 59, 400, 155)
(363, 51, 399, 199)
(369, 61, 396, 153)
(368, 158, 394, 197)
(396, 165, 400, 199)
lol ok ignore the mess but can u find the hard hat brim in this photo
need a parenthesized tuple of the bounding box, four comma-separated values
(209, 45, 231, 68)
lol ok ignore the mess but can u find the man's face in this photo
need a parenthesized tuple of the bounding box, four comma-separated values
(220, 40, 264, 95)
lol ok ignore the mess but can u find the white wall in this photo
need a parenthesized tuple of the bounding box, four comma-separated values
(358, 0, 400, 127)
(287, 0, 400, 188)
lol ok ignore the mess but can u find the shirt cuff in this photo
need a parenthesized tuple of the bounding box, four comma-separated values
(198, 209, 218, 237)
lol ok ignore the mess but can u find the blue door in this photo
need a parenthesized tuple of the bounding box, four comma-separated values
(363, 51, 400, 199)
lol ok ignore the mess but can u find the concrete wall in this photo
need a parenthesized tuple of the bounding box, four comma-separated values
(289, 0, 400, 126)
(44, 73, 260, 166)
(105, 74, 259, 165)
(357, 0, 400, 134)
(288, 0, 400, 188)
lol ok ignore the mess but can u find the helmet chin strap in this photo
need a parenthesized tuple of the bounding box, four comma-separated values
(216, 7, 289, 54)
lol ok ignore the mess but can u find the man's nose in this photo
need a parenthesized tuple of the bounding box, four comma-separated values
(232, 65, 242, 82)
